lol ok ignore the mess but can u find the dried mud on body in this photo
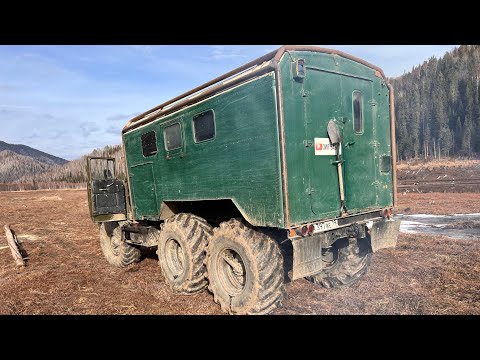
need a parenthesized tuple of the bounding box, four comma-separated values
(1, 189, 479, 315)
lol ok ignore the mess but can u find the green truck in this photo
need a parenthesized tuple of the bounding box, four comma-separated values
(87, 46, 400, 314)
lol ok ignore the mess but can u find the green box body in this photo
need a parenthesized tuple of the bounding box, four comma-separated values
(123, 49, 394, 229)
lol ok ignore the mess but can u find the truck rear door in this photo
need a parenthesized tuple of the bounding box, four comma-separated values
(304, 64, 380, 217)
(304, 68, 342, 219)
(339, 75, 378, 212)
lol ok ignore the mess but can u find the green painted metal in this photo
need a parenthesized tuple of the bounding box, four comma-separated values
(124, 73, 284, 227)
(123, 49, 394, 229)
(279, 51, 393, 226)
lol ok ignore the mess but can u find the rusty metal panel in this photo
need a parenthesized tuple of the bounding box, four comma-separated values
(291, 234, 326, 280)
(370, 219, 401, 252)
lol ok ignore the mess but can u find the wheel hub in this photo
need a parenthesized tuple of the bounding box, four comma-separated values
(218, 248, 246, 296)
(321, 246, 338, 268)
(165, 238, 185, 278)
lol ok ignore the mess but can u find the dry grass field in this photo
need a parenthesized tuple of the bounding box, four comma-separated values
(0, 189, 479, 315)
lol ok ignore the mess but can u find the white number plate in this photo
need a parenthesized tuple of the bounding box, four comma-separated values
(313, 219, 339, 233)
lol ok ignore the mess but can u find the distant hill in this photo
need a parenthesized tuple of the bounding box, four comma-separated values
(0, 140, 68, 166)
(0, 150, 53, 183)
(0, 141, 122, 190)
(21, 144, 124, 184)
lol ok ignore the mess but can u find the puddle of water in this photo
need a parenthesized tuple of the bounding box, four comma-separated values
(396, 213, 480, 240)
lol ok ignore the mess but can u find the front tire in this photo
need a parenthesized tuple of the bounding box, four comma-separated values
(99, 222, 141, 267)
(306, 237, 371, 288)
(157, 213, 213, 294)
(206, 219, 285, 315)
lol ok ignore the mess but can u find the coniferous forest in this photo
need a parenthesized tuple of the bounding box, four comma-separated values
(390, 45, 480, 160)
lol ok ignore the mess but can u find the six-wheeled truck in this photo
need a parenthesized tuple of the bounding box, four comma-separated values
(86, 45, 401, 314)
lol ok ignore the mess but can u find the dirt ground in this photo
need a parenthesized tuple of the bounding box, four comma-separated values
(0, 189, 479, 315)
(395, 192, 480, 215)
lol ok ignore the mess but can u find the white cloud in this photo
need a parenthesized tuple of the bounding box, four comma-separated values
(130, 45, 154, 55)
(106, 112, 140, 122)
(208, 46, 249, 60)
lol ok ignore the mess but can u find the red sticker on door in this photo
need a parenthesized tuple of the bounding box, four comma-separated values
(314, 138, 340, 155)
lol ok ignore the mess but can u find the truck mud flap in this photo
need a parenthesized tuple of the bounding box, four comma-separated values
(370, 219, 401, 252)
(291, 234, 326, 280)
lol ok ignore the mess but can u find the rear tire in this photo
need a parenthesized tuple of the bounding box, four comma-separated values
(206, 219, 285, 315)
(306, 237, 371, 288)
(157, 213, 213, 294)
(99, 222, 141, 267)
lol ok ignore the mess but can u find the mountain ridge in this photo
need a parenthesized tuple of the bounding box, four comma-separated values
(0, 140, 68, 166)
(0, 150, 54, 183)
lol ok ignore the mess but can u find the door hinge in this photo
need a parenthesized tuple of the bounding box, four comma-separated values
(369, 140, 380, 148)
(368, 100, 378, 106)
(372, 180, 381, 188)
(303, 139, 313, 147)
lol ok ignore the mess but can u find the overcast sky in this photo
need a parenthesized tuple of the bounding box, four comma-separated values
(0, 45, 457, 160)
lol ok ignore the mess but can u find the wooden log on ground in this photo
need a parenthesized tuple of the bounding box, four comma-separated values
(3, 225, 25, 267)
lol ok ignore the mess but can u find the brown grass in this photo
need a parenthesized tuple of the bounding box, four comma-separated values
(0, 189, 479, 314)
(276, 232, 480, 314)
(397, 158, 480, 171)
(395, 192, 480, 215)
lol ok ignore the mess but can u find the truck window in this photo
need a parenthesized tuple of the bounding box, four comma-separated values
(141, 131, 157, 157)
(163, 123, 182, 151)
(193, 110, 215, 143)
(353, 90, 363, 134)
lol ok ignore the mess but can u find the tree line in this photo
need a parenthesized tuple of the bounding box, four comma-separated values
(390, 45, 480, 160)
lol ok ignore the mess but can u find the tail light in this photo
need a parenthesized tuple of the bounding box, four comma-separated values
(383, 208, 392, 219)
(300, 226, 308, 237)
(308, 224, 314, 236)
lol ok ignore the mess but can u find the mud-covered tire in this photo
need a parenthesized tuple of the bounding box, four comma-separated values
(157, 213, 213, 294)
(206, 219, 285, 315)
(99, 222, 141, 268)
(306, 237, 371, 288)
